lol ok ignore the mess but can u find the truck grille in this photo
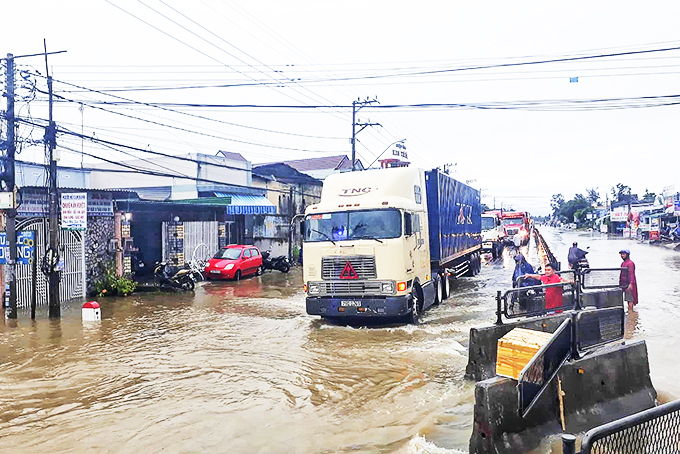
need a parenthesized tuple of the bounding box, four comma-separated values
(322, 281, 383, 295)
(506, 228, 519, 236)
(322, 256, 377, 280)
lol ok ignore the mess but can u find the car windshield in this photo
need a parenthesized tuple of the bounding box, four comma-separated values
(502, 218, 523, 226)
(481, 216, 496, 230)
(304, 209, 402, 242)
(213, 248, 242, 260)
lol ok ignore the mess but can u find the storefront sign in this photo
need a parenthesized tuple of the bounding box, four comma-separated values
(88, 192, 114, 216)
(610, 210, 628, 222)
(0, 231, 35, 265)
(61, 193, 87, 231)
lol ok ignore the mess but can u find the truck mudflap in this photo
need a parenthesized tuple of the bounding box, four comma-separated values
(306, 295, 410, 317)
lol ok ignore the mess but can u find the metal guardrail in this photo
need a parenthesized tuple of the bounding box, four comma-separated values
(518, 317, 573, 417)
(562, 399, 680, 454)
(574, 307, 624, 354)
(581, 267, 628, 290)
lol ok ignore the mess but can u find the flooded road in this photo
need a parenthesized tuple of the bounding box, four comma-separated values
(1, 228, 679, 453)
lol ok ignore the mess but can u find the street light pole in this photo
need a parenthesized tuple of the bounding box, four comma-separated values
(367, 139, 406, 169)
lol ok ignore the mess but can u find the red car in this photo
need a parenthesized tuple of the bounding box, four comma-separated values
(204, 245, 263, 280)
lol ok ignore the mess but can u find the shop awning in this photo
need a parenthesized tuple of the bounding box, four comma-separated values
(215, 192, 277, 215)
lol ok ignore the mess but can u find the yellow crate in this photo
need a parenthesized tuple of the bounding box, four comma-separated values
(496, 328, 554, 380)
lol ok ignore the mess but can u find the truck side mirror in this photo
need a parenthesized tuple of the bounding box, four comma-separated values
(300, 220, 305, 235)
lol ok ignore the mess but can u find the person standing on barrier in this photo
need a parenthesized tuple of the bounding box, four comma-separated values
(523, 263, 564, 311)
(619, 249, 638, 310)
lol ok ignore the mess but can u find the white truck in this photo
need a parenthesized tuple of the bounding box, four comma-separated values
(481, 211, 506, 259)
(302, 167, 482, 324)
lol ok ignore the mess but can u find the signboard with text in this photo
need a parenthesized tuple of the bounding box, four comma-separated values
(61, 193, 87, 231)
(0, 231, 36, 265)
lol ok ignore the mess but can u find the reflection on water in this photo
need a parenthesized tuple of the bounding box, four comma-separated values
(624, 308, 639, 340)
(0, 229, 678, 453)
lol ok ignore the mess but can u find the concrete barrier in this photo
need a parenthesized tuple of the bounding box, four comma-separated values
(469, 340, 657, 454)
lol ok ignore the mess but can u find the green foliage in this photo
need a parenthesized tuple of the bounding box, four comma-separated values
(292, 245, 300, 262)
(551, 194, 564, 218)
(93, 264, 138, 297)
(611, 183, 631, 203)
(586, 187, 600, 205)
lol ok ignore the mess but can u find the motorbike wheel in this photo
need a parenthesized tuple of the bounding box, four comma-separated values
(279, 262, 290, 273)
(182, 279, 195, 291)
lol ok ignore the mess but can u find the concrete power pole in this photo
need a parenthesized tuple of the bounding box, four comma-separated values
(351, 98, 380, 171)
(3, 54, 18, 319)
(44, 49, 60, 318)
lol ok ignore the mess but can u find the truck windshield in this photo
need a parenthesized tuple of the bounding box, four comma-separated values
(481, 217, 496, 230)
(502, 218, 523, 226)
(304, 209, 402, 242)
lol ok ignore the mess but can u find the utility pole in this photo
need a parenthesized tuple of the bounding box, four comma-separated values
(3, 54, 18, 319)
(351, 98, 380, 171)
(44, 44, 60, 318)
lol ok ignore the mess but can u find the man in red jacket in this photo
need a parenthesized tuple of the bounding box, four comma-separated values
(524, 263, 564, 311)
(619, 249, 638, 310)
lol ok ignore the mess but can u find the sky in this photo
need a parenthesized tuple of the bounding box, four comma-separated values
(2, 0, 680, 215)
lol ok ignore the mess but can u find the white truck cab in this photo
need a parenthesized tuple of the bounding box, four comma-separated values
(481, 212, 505, 259)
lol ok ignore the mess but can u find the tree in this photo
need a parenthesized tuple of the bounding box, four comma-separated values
(551, 194, 564, 218)
(559, 196, 590, 224)
(642, 189, 656, 204)
(611, 183, 631, 203)
(586, 187, 600, 205)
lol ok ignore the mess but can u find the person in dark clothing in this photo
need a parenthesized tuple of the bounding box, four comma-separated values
(567, 242, 588, 269)
(513, 254, 539, 287)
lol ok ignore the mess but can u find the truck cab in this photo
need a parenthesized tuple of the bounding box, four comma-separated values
(303, 167, 432, 323)
(501, 211, 530, 246)
(481, 212, 505, 258)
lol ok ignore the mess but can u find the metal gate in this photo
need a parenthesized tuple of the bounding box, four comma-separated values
(15, 218, 85, 309)
(162, 221, 219, 265)
(183, 221, 219, 263)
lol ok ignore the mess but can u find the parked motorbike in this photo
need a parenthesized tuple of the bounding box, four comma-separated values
(261, 250, 291, 273)
(131, 250, 147, 276)
(154, 262, 195, 290)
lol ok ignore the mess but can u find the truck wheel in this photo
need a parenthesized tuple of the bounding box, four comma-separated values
(441, 273, 450, 300)
(407, 288, 420, 325)
(465, 258, 475, 277)
(474, 253, 482, 275)
(434, 276, 443, 305)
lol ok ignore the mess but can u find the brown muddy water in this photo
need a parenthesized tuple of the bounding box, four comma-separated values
(1, 227, 678, 454)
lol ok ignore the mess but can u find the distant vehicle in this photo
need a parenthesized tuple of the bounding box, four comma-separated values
(501, 211, 530, 246)
(481, 211, 506, 259)
(303, 167, 482, 324)
(204, 245, 263, 280)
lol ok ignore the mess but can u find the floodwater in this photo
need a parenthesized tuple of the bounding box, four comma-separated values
(0, 227, 678, 454)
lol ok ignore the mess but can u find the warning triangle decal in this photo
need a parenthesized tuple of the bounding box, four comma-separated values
(339, 261, 359, 279)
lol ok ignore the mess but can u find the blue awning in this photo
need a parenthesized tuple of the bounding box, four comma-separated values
(215, 192, 277, 215)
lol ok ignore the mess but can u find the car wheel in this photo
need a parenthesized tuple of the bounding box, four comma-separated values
(234, 270, 241, 281)
(256, 266, 263, 276)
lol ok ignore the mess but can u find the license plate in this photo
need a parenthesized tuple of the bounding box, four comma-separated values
(340, 300, 361, 307)
(210, 270, 222, 274)
(483, 242, 493, 248)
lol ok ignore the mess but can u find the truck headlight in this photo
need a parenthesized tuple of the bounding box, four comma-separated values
(225, 264, 235, 270)
(381, 281, 395, 294)
(308, 282, 321, 295)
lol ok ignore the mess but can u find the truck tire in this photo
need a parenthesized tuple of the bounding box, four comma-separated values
(434, 275, 443, 305)
(407, 287, 421, 325)
(441, 273, 450, 300)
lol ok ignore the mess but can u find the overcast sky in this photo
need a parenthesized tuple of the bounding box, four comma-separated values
(2, 1, 680, 215)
